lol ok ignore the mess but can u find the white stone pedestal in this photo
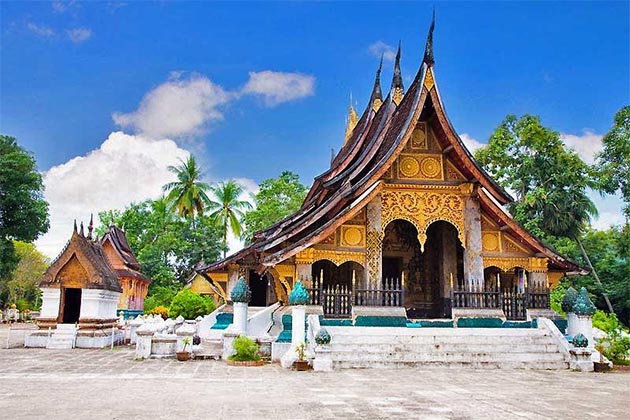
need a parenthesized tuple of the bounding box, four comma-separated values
(135, 329, 153, 360)
(566, 312, 578, 338)
(233, 302, 248, 335)
(574, 315, 594, 349)
(570, 348, 594, 372)
(313, 345, 333, 371)
(281, 305, 306, 369)
(222, 331, 238, 360)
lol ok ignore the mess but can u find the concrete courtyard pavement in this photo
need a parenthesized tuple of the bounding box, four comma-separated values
(0, 345, 628, 420)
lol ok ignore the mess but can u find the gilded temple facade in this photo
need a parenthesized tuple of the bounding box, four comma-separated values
(200, 22, 583, 320)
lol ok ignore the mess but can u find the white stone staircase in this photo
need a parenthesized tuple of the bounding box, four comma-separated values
(46, 324, 77, 350)
(324, 326, 570, 369)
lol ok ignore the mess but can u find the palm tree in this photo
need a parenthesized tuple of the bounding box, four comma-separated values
(207, 181, 252, 258)
(162, 155, 211, 228)
(544, 186, 615, 313)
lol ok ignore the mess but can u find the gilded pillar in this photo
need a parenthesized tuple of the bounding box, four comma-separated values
(366, 196, 383, 289)
(463, 194, 484, 288)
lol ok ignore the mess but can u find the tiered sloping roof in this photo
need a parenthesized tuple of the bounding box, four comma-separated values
(41, 223, 149, 292)
(201, 16, 584, 275)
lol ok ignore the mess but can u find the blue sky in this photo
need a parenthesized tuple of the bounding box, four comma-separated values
(1, 1, 628, 256)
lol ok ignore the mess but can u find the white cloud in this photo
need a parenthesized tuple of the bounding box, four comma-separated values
(113, 73, 232, 140)
(224, 177, 259, 256)
(52, 1, 77, 13)
(67, 27, 92, 43)
(26, 22, 55, 37)
(560, 130, 603, 165)
(459, 133, 485, 153)
(589, 191, 625, 230)
(368, 41, 396, 61)
(36, 132, 190, 258)
(241, 71, 315, 107)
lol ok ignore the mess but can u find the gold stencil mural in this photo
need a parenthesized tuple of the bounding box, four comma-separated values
(482, 232, 502, 253)
(380, 185, 467, 250)
(410, 122, 428, 149)
(397, 154, 443, 180)
(340, 225, 366, 248)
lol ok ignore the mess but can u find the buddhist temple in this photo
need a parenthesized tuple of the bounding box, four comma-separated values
(200, 15, 585, 321)
(29, 218, 150, 348)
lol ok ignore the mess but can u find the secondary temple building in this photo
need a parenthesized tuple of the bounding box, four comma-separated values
(29, 219, 150, 348)
(200, 19, 584, 321)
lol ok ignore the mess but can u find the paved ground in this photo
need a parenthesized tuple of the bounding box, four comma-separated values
(0, 341, 628, 420)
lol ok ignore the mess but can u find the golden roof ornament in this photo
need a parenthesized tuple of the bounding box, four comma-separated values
(391, 41, 404, 105)
(344, 95, 359, 145)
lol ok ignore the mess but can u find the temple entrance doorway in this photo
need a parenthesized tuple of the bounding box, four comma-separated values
(249, 271, 277, 307)
(382, 219, 463, 319)
(61, 288, 81, 323)
(311, 260, 364, 290)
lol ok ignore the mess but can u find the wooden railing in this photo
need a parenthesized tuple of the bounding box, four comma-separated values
(307, 276, 404, 318)
(451, 283, 501, 309)
(451, 284, 550, 320)
(355, 278, 404, 307)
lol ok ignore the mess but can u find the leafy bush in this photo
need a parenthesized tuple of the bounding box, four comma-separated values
(228, 336, 261, 362)
(144, 286, 177, 312)
(592, 310, 620, 333)
(169, 289, 216, 320)
(550, 284, 567, 316)
(149, 306, 169, 320)
(15, 298, 30, 312)
(601, 332, 630, 365)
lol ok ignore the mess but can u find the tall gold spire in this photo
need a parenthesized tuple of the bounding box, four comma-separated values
(344, 94, 359, 145)
(391, 41, 404, 105)
(370, 55, 384, 112)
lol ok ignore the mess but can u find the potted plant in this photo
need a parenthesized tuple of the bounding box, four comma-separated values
(176, 336, 192, 361)
(293, 342, 310, 371)
(226, 336, 264, 366)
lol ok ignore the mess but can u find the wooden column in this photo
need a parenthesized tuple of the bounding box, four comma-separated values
(463, 194, 484, 288)
(366, 196, 383, 289)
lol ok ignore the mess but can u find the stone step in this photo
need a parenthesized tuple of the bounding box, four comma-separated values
(332, 360, 570, 370)
(328, 350, 567, 363)
(46, 338, 75, 349)
(326, 343, 562, 354)
(330, 335, 555, 345)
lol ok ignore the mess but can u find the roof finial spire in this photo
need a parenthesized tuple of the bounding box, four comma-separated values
(391, 41, 404, 105)
(79, 221, 85, 237)
(87, 213, 94, 240)
(73, 219, 77, 234)
(370, 55, 384, 112)
(344, 92, 359, 145)
(423, 8, 436, 66)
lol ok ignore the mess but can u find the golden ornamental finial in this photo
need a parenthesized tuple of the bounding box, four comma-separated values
(344, 95, 359, 145)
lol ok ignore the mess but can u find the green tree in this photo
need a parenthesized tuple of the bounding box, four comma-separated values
(475, 115, 614, 312)
(4, 241, 49, 310)
(0, 136, 49, 285)
(207, 181, 252, 257)
(97, 198, 223, 290)
(168, 289, 215, 319)
(242, 171, 307, 243)
(163, 155, 211, 225)
(596, 106, 630, 219)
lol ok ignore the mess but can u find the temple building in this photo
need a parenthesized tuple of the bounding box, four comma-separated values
(28, 219, 150, 348)
(200, 17, 584, 321)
